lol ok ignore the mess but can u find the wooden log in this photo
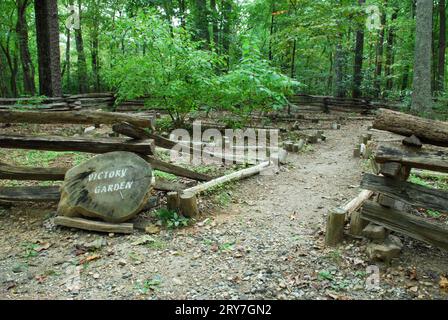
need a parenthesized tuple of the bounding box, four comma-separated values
(182, 161, 270, 195)
(361, 173, 448, 213)
(0, 163, 67, 181)
(179, 191, 199, 217)
(411, 169, 448, 180)
(167, 192, 180, 211)
(342, 190, 374, 214)
(0, 110, 154, 128)
(112, 122, 156, 138)
(373, 108, 448, 147)
(54, 216, 133, 234)
(0, 186, 60, 202)
(0, 163, 190, 191)
(325, 207, 346, 247)
(0, 135, 155, 155)
(344, 190, 374, 236)
(361, 201, 448, 250)
(376, 144, 448, 173)
(143, 156, 212, 182)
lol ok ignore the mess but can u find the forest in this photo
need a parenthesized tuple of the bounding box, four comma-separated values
(1, 0, 448, 303)
(0, 0, 446, 120)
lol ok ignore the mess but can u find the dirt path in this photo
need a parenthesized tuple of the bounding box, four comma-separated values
(1, 121, 447, 300)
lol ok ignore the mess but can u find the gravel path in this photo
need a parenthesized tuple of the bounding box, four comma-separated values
(1, 121, 447, 300)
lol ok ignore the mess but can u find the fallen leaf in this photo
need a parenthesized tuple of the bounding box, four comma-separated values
(35, 241, 51, 252)
(131, 235, 155, 246)
(35, 275, 47, 284)
(439, 276, 448, 291)
(79, 254, 101, 265)
(408, 267, 418, 281)
(145, 224, 160, 235)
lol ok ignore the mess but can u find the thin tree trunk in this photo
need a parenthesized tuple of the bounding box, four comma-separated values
(385, 9, 398, 93)
(194, 0, 210, 49)
(269, 1, 275, 61)
(438, 0, 446, 92)
(353, 0, 366, 98)
(16, 0, 35, 96)
(222, 0, 232, 69)
(75, 0, 88, 93)
(290, 39, 297, 79)
(0, 38, 18, 97)
(90, 1, 100, 92)
(34, 0, 62, 97)
(411, 0, 434, 113)
(65, 27, 71, 91)
(334, 40, 345, 98)
(374, 3, 387, 98)
(210, 0, 219, 51)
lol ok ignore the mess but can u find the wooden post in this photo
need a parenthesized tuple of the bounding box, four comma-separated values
(325, 207, 346, 246)
(179, 191, 199, 217)
(350, 211, 369, 236)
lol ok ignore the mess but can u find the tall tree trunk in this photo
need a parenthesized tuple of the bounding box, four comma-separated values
(401, 64, 410, 92)
(194, 0, 210, 49)
(178, 0, 186, 28)
(352, 0, 366, 98)
(384, 9, 398, 93)
(438, 0, 446, 92)
(65, 27, 71, 92)
(327, 50, 333, 94)
(210, 0, 219, 51)
(0, 53, 9, 96)
(268, 1, 275, 61)
(75, 0, 88, 93)
(290, 39, 297, 79)
(90, 0, 100, 92)
(411, 0, 434, 113)
(0, 41, 18, 97)
(374, 3, 387, 98)
(16, 0, 35, 96)
(334, 40, 345, 98)
(432, 3, 438, 94)
(34, 0, 62, 97)
(222, 0, 232, 69)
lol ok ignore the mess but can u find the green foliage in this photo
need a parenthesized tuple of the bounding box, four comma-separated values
(217, 42, 300, 123)
(104, 11, 221, 126)
(153, 208, 190, 229)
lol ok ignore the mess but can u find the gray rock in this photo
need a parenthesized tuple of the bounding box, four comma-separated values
(362, 223, 388, 242)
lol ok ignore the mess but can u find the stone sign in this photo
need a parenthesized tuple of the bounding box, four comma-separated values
(58, 151, 154, 223)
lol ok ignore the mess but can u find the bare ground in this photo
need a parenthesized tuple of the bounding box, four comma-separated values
(1, 120, 448, 300)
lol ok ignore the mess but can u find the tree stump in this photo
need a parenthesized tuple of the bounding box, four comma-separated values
(179, 191, 199, 217)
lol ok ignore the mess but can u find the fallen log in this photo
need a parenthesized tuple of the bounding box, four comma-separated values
(361, 201, 448, 250)
(0, 185, 160, 208)
(181, 161, 270, 195)
(375, 144, 448, 173)
(143, 156, 212, 182)
(373, 108, 448, 147)
(0, 110, 154, 128)
(0, 163, 67, 181)
(361, 173, 448, 213)
(115, 122, 264, 165)
(343, 189, 374, 214)
(54, 216, 133, 234)
(0, 163, 187, 191)
(0, 135, 155, 155)
(0, 186, 60, 202)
